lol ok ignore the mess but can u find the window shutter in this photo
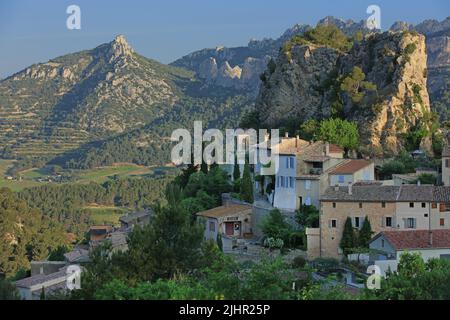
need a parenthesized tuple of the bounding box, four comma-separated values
(446, 159, 449, 168)
(440, 203, 446, 212)
(328, 220, 332, 228)
(381, 217, 385, 227)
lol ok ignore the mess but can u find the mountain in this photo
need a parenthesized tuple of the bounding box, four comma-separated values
(390, 17, 450, 122)
(0, 36, 253, 162)
(255, 26, 435, 156)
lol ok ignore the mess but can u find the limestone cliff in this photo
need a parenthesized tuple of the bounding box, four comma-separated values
(256, 31, 433, 156)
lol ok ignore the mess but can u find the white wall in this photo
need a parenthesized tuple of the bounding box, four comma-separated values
(395, 202, 430, 230)
(273, 155, 297, 211)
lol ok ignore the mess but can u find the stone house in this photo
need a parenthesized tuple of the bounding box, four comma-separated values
(318, 184, 450, 259)
(196, 204, 252, 241)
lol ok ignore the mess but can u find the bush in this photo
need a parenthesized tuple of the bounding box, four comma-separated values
(292, 256, 307, 269)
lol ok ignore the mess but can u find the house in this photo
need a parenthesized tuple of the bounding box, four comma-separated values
(15, 266, 76, 300)
(294, 142, 345, 209)
(318, 184, 450, 259)
(442, 146, 450, 186)
(369, 230, 450, 276)
(89, 225, 113, 243)
(119, 209, 153, 231)
(196, 204, 252, 241)
(391, 168, 438, 186)
(64, 248, 90, 264)
(328, 160, 374, 187)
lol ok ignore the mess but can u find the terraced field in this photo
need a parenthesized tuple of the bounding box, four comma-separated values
(0, 161, 174, 191)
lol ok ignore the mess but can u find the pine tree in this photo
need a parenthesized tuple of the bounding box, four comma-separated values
(358, 216, 373, 248)
(240, 159, 254, 204)
(340, 217, 356, 255)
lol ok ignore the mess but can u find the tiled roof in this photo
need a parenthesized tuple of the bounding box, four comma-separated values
(119, 209, 153, 224)
(329, 145, 344, 153)
(322, 185, 450, 202)
(321, 185, 400, 202)
(442, 145, 450, 157)
(64, 249, 89, 263)
(376, 230, 450, 250)
(15, 267, 68, 289)
(197, 204, 252, 219)
(329, 159, 373, 174)
(434, 186, 450, 203)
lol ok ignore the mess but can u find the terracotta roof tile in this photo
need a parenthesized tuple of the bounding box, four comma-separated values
(329, 160, 373, 174)
(196, 204, 252, 219)
(378, 230, 450, 250)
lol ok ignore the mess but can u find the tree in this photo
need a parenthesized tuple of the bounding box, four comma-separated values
(48, 246, 69, 261)
(340, 66, 377, 104)
(358, 217, 373, 248)
(296, 205, 320, 228)
(316, 118, 359, 151)
(233, 155, 241, 181)
(340, 217, 356, 255)
(261, 210, 293, 245)
(300, 119, 319, 141)
(240, 160, 254, 204)
(216, 233, 223, 252)
(0, 278, 19, 300)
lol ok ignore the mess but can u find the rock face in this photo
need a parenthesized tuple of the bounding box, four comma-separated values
(256, 31, 432, 156)
(390, 17, 450, 122)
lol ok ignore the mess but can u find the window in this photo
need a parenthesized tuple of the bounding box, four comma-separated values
(332, 202, 336, 208)
(421, 203, 426, 208)
(338, 175, 345, 183)
(446, 159, 450, 168)
(406, 218, 416, 229)
(331, 219, 337, 228)
(289, 177, 295, 188)
(209, 221, 215, 232)
(359, 203, 362, 209)
(440, 218, 445, 227)
(305, 180, 311, 190)
(290, 157, 295, 169)
(354, 217, 360, 228)
(285, 157, 289, 169)
(382, 202, 386, 208)
(305, 197, 311, 206)
(432, 203, 437, 209)
(424, 213, 428, 218)
(281, 176, 285, 188)
(385, 217, 392, 227)
(409, 203, 414, 208)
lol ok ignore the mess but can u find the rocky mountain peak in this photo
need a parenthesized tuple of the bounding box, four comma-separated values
(106, 35, 135, 63)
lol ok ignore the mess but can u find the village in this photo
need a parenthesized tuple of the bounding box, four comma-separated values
(13, 133, 450, 300)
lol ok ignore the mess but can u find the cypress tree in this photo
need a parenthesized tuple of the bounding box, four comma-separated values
(358, 216, 373, 248)
(240, 159, 254, 204)
(340, 217, 356, 255)
(233, 155, 241, 181)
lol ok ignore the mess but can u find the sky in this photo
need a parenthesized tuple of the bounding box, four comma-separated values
(0, 0, 449, 78)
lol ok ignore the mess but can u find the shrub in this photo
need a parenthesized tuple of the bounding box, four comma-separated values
(292, 256, 307, 269)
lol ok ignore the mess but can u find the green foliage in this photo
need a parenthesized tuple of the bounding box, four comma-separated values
(340, 217, 356, 255)
(0, 188, 67, 276)
(0, 278, 20, 300)
(283, 25, 353, 59)
(216, 233, 223, 252)
(292, 256, 307, 269)
(261, 210, 293, 244)
(414, 173, 437, 185)
(316, 118, 359, 151)
(296, 205, 319, 228)
(299, 119, 319, 141)
(233, 156, 241, 181)
(47, 246, 70, 261)
(340, 67, 377, 104)
(366, 253, 450, 300)
(358, 217, 373, 248)
(240, 161, 254, 203)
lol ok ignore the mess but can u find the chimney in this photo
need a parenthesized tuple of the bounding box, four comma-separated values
(264, 133, 270, 142)
(285, 132, 289, 138)
(417, 179, 421, 186)
(296, 135, 300, 148)
(348, 182, 353, 195)
(334, 184, 339, 192)
(325, 142, 330, 156)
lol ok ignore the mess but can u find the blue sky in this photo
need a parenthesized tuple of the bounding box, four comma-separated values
(0, 0, 449, 78)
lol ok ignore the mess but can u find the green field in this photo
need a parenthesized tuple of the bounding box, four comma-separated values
(0, 160, 175, 192)
(83, 206, 128, 226)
